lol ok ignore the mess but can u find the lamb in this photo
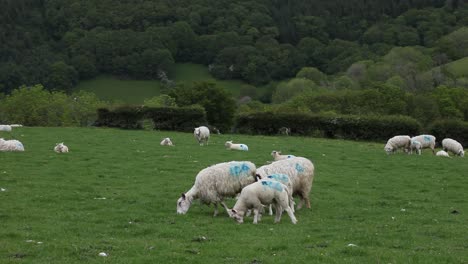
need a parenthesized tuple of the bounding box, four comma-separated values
(256, 157, 314, 210)
(410, 135, 436, 154)
(384, 135, 411, 154)
(271, 150, 296, 161)
(442, 138, 464, 157)
(0, 138, 25, 151)
(9, 124, 23, 128)
(228, 180, 297, 224)
(225, 141, 249, 151)
(409, 139, 422, 155)
(0, 125, 12, 131)
(194, 126, 210, 146)
(263, 173, 295, 215)
(177, 161, 257, 216)
(436, 150, 450, 158)
(160, 137, 174, 146)
(54, 142, 69, 153)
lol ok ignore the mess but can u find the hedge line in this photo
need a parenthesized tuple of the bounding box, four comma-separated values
(429, 119, 468, 147)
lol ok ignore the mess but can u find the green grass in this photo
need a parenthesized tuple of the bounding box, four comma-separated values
(1, 127, 467, 263)
(444, 57, 468, 78)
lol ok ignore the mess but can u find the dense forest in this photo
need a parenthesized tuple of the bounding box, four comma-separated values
(1, 0, 468, 128)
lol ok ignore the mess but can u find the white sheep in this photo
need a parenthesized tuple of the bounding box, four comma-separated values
(384, 135, 411, 154)
(9, 124, 23, 128)
(410, 135, 436, 154)
(54, 142, 69, 153)
(225, 141, 249, 151)
(228, 180, 297, 224)
(256, 157, 314, 210)
(442, 138, 464, 157)
(409, 139, 422, 155)
(436, 150, 450, 158)
(0, 125, 12, 131)
(160, 137, 174, 146)
(194, 126, 210, 146)
(271, 150, 296, 161)
(0, 138, 25, 151)
(263, 173, 295, 215)
(177, 161, 257, 216)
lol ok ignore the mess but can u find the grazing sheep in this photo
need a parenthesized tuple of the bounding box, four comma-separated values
(160, 137, 174, 146)
(384, 135, 411, 154)
(278, 127, 290, 136)
(0, 138, 24, 151)
(228, 180, 297, 224)
(436, 150, 450, 158)
(54, 142, 69, 153)
(411, 135, 436, 154)
(263, 173, 295, 215)
(225, 141, 249, 151)
(177, 161, 257, 216)
(271, 150, 296, 161)
(256, 157, 314, 210)
(409, 139, 422, 155)
(442, 138, 464, 157)
(194, 126, 210, 146)
(9, 124, 23, 128)
(0, 125, 12, 131)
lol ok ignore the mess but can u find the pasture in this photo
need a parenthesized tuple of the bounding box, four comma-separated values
(0, 127, 467, 263)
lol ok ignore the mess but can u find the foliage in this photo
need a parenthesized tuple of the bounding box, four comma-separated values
(143, 95, 177, 107)
(429, 119, 468, 146)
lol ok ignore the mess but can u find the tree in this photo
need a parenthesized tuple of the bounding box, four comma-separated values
(296, 67, 327, 85)
(45, 61, 78, 91)
(272, 78, 318, 103)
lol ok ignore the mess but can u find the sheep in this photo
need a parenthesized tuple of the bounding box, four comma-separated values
(442, 138, 464, 157)
(0, 138, 25, 151)
(9, 124, 23, 128)
(271, 150, 296, 161)
(384, 135, 411, 154)
(54, 142, 69, 153)
(436, 150, 450, 158)
(194, 126, 210, 146)
(160, 137, 174, 146)
(177, 161, 257, 216)
(409, 139, 422, 155)
(263, 173, 295, 215)
(228, 180, 297, 224)
(0, 125, 12, 131)
(410, 135, 436, 154)
(278, 127, 290, 136)
(256, 157, 314, 210)
(225, 141, 249, 151)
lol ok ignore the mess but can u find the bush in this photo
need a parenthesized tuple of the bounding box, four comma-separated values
(429, 119, 468, 147)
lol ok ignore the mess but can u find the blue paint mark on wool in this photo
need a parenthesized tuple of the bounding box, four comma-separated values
(267, 174, 289, 183)
(17, 142, 24, 149)
(287, 155, 295, 158)
(240, 144, 248, 151)
(423, 136, 431, 142)
(229, 163, 251, 177)
(261, 181, 283, 191)
(295, 163, 304, 172)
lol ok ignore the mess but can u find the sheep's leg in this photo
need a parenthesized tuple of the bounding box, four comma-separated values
(268, 204, 273, 215)
(220, 201, 230, 215)
(253, 208, 260, 224)
(213, 203, 219, 216)
(284, 207, 297, 224)
(274, 204, 282, 223)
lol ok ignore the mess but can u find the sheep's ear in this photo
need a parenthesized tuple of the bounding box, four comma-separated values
(255, 174, 262, 181)
(231, 209, 237, 214)
(181, 193, 186, 199)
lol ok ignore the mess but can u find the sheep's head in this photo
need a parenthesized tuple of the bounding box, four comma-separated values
(224, 141, 233, 148)
(194, 128, 200, 136)
(384, 146, 393, 154)
(176, 193, 192, 214)
(271, 150, 281, 157)
(460, 150, 465, 157)
(229, 209, 244, 223)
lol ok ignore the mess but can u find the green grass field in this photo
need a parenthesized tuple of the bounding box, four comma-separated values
(1, 127, 467, 263)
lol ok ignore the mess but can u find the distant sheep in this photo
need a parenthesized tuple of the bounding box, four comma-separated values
(54, 142, 69, 153)
(194, 126, 210, 146)
(409, 139, 422, 155)
(256, 157, 314, 210)
(177, 161, 257, 216)
(9, 124, 23, 128)
(0, 138, 24, 151)
(436, 150, 450, 158)
(384, 135, 411, 154)
(228, 180, 297, 224)
(0, 125, 12, 131)
(225, 141, 249, 151)
(160, 137, 174, 146)
(278, 127, 290, 136)
(442, 138, 464, 157)
(411, 135, 436, 154)
(271, 150, 296, 161)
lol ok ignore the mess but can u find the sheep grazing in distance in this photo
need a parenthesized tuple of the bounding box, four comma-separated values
(54, 142, 69, 153)
(9, 124, 23, 128)
(409, 139, 422, 155)
(177, 161, 257, 216)
(228, 180, 297, 224)
(0, 138, 24, 151)
(278, 127, 290, 136)
(271, 150, 296, 161)
(225, 141, 249, 151)
(384, 135, 411, 154)
(256, 157, 314, 210)
(442, 138, 464, 157)
(411, 135, 436, 154)
(0, 125, 12, 131)
(194, 126, 210, 146)
(436, 150, 450, 158)
(160, 137, 174, 146)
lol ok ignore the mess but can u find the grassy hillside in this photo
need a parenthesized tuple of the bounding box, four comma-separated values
(445, 57, 468, 77)
(0, 127, 467, 263)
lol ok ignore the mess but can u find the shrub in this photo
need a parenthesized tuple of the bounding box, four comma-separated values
(429, 119, 468, 147)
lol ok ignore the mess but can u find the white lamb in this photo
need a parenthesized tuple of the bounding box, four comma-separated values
(442, 138, 464, 157)
(0, 125, 12, 131)
(410, 135, 436, 154)
(9, 124, 23, 128)
(409, 139, 422, 155)
(194, 126, 210, 146)
(54, 142, 69, 153)
(160, 137, 174, 146)
(228, 180, 297, 224)
(0, 138, 25, 151)
(436, 150, 450, 158)
(177, 161, 257, 216)
(263, 173, 295, 215)
(384, 135, 411, 154)
(271, 150, 296, 161)
(225, 141, 249, 151)
(256, 157, 314, 210)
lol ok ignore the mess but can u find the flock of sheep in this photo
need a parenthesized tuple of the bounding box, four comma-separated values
(0, 124, 69, 153)
(384, 134, 464, 157)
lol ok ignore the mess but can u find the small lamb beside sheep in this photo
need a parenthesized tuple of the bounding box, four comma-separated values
(194, 126, 210, 146)
(0, 138, 24, 151)
(54, 143, 69, 153)
(0, 125, 12, 132)
(160, 137, 174, 146)
(442, 138, 464, 157)
(271, 150, 295, 161)
(384, 135, 411, 154)
(409, 139, 422, 155)
(225, 141, 249, 151)
(436, 150, 450, 158)
(410, 135, 436, 154)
